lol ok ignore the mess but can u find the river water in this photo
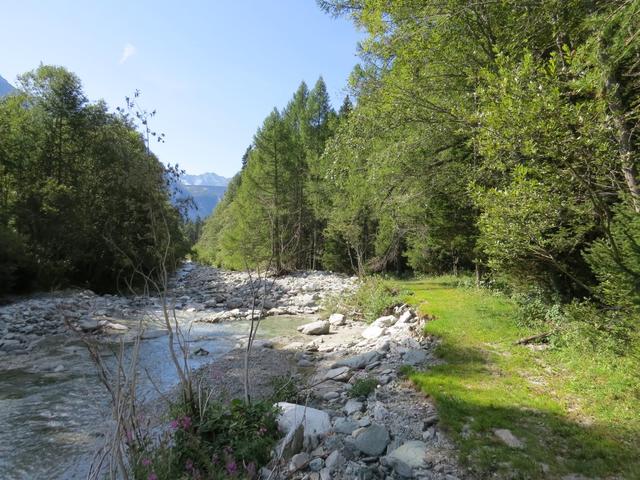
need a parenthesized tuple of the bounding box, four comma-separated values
(0, 312, 308, 480)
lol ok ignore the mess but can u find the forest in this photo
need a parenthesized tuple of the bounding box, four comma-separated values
(196, 0, 640, 350)
(0, 66, 188, 293)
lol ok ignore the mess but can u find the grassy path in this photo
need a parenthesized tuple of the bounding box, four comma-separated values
(396, 277, 640, 479)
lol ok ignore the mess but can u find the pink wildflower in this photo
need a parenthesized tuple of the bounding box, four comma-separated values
(185, 459, 194, 471)
(148, 473, 158, 480)
(141, 458, 152, 467)
(226, 460, 238, 476)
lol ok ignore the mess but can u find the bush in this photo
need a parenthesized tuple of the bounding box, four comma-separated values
(349, 276, 404, 322)
(131, 399, 281, 480)
(349, 376, 378, 398)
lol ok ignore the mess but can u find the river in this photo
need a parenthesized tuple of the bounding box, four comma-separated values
(0, 311, 308, 480)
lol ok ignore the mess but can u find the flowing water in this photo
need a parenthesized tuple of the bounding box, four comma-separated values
(0, 313, 309, 480)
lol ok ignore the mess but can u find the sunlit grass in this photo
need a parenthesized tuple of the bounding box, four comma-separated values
(397, 276, 640, 479)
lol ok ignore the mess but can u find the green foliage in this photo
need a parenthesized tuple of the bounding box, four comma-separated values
(132, 399, 280, 480)
(268, 375, 301, 403)
(348, 276, 403, 322)
(348, 376, 378, 398)
(400, 277, 640, 479)
(0, 65, 188, 293)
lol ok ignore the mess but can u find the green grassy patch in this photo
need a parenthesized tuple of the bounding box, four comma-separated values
(398, 276, 640, 479)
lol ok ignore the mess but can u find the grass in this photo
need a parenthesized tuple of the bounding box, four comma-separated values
(396, 276, 640, 479)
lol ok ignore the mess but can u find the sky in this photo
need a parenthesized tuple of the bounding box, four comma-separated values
(0, 1, 363, 178)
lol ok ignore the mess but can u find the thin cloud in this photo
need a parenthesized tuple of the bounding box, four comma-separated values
(119, 43, 137, 64)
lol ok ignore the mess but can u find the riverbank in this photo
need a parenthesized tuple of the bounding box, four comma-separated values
(397, 276, 640, 480)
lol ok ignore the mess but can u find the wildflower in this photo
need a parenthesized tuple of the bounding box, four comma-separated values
(180, 415, 192, 430)
(211, 453, 219, 465)
(148, 473, 158, 480)
(226, 460, 238, 476)
(141, 458, 152, 467)
(169, 419, 179, 429)
(257, 426, 268, 436)
(246, 462, 257, 477)
(185, 458, 194, 471)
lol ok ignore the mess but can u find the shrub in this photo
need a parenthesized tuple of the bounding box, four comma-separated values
(349, 276, 404, 322)
(349, 377, 378, 398)
(131, 399, 281, 480)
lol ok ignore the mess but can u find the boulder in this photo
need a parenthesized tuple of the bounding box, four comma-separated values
(297, 320, 330, 335)
(372, 315, 397, 328)
(328, 313, 346, 326)
(333, 351, 379, 370)
(333, 417, 359, 434)
(385, 440, 429, 478)
(289, 452, 310, 472)
(325, 450, 345, 472)
(325, 366, 351, 382)
(276, 402, 331, 439)
(344, 399, 364, 416)
(353, 424, 390, 456)
(402, 349, 427, 365)
(362, 325, 386, 340)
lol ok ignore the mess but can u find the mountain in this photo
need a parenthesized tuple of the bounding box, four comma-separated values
(176, 172, 231, 220)
(180, 172, 230, 187)
(0, 74, 15, 97)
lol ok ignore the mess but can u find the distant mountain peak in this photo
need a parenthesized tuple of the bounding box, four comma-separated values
(0, 74, 15, 97)
(180, 172, 230, 187)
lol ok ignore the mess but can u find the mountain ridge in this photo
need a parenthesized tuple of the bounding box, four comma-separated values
(0, 74, 15, 97)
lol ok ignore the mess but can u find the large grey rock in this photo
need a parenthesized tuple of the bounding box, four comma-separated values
(402, 349, 427, 365)
(362, 325, 386, 340)
(385, 440, 429, 478)
(329, 313, 346, 326)
(0, 339, 22, 352)
(333, 351, 379, 370)
(353, 424, 390, 456)
(297, 320, 330, 335)
(289, 452, 310, 472)
(325, 450, 345, 472)
(344, 399, 364, 416)
(325, 366, 351, 381)
(334, 417, 359, 434)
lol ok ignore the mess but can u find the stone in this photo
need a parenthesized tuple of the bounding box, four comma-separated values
(308, 457, 324, 471)
(276, 403, 332, 439)
(53, 364, 65, 373)
(372, 402, 389, 422)
(372, 315, 397, 328)
(77, 317, 99, 332)
(334, 417, 359, 434)
(402, 349, 427, 365)
(325, 450, 345, 472)
(325, 366, 351, 382)
(319, 467, 332, 480)
(493, 429, 524, 449)
(358, 417, 372, 427)
(385, 440, 429, 478)
(289, 452, 310, 472)
(353, 424, 390, 456)
(333, 351, 379, 370)
(297, 320, 330, 335)
(0, 339, 22, 351)
(329, 313, 346, 326)
(397, 310, 415, 324)
(344, 399, 364, 416)
(323, 391, 340, 401)
(362, 325, 386, 340)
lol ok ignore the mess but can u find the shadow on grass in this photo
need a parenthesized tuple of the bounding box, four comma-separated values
(409, 343, 640, 479)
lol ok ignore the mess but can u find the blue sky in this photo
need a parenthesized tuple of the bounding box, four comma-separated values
(0, 1, 362, 177)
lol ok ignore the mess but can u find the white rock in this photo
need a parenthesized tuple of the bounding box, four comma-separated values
(397, 310, 415, 324)
(344, 399, 364, 415)
(362, 325, 386, 340)
(297, 320, 330, 335)
(276, 403, 332, 439)
(325, 366, 351, 382)
(372, 315, 397, 328)
(385, 440, 429, 477)
(328, 313, 346, 326)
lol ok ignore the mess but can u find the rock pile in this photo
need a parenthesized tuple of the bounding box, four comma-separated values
(264, 305, 464, 480)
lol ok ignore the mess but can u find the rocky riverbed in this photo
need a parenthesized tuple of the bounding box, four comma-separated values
(0, 263, 464, 479)
(255, 306, 465, 480)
